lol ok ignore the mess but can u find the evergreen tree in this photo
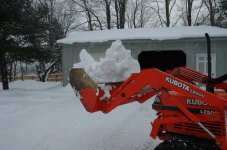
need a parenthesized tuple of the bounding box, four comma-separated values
(0, 0, 58, 89)
(0, 0, 32, 90)
(216, 0, 227, 27)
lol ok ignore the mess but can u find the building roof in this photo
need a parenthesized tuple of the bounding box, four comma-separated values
(57, 26, 227, 44)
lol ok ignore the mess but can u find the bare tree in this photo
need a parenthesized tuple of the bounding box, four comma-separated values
(203, 0, 217, 26)
(174, 1, 187, 26)
(114, 0, 120, 28)
(46, 0, 220, 32)
(126, 0, 139, 28)
(72, 0, 93, 30)
(55, 1, 82, 36)
(165, 0, 177, 27)
(149, 0, 176, 27)
(177, 0, 194, 26)
(114, 0, 128, 28)
(174, 0, 209, 26)
(194, 0, 205, 25)
(186, 0, 194, 26)
(165, 0, 170, 27)
(138, 0, 151, 28)
(93, 0, 113, 29)
(71, 0, 103, 31)
(126, 0, 151, 28)
(133, 0, 139, 28)
(152, 0, 165, 27)
(104, 0, 112, 29)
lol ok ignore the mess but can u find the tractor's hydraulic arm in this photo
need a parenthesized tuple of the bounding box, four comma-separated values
(73, 68, 227, 113)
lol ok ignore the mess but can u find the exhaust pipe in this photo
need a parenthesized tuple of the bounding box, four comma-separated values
(205, 33, 214, 93)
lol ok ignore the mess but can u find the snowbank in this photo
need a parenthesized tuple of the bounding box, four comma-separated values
(73, 40, 140, 83)
(0, 80, 160, 150)
(57, 26, 227, 44)
(9, 80, 59, 90)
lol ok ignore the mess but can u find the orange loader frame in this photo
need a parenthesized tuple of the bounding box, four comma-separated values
(72, 67, 227, 150)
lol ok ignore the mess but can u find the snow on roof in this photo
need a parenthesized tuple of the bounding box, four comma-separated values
(57, 26, 227, 44)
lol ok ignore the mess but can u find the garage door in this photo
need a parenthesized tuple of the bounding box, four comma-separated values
(138, 50, 186, 71)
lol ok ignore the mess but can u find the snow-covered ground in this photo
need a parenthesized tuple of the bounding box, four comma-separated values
(0, 81, 160, 150)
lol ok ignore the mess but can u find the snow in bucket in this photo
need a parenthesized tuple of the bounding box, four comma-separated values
(73, 40, 140, 98)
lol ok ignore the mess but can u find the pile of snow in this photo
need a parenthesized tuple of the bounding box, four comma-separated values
(73, 40, 140, 83)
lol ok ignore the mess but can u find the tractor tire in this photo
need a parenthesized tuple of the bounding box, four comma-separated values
(185, 143, 198, 150)
(155, 140, 198, 150)
(154, 140, 175, 150)
(155, 140, 220, 150)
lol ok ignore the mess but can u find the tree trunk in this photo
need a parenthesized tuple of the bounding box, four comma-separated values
(20, 62, 25, 81)
(1, 60, 9, 90)
(203, 0, 215, 26)
(82, 0, 93, 31)
(133, 0, 138, 28)
(40, 56, 60, 82)
(187, 0, 193, 26)
(13, 61, 17, 78)
(87, 9, 93, 31)
(9, 62, 13, 82)
(208, 0, 215, 26)
(119, 0, 127, 29)
(104, 0, 111, 29)
(165, 0, 170, 27)
(115, 0, 120, 29)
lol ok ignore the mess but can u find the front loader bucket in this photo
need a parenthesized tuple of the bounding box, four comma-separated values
(69, 68, 97, 92)
(69, 68, 101, 112)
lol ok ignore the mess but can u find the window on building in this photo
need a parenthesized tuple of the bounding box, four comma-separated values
(196, 53, 216, 77)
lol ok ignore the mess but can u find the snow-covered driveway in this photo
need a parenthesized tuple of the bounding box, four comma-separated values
(0, 81, 160, 150)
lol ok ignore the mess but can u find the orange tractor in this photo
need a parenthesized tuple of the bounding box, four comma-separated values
(70, 34, 227, 150)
